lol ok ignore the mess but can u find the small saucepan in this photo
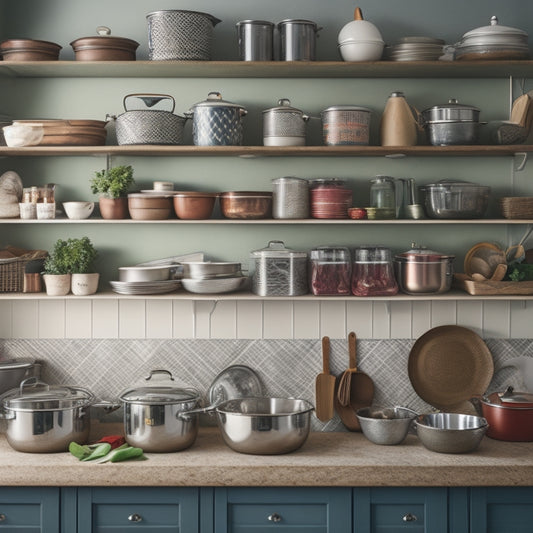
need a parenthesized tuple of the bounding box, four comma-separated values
(471, 386, 533, 441)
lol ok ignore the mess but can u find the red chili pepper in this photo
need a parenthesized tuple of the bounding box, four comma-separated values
(97, 435, 126, 449)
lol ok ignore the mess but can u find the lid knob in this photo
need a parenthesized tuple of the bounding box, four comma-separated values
(354, 7, 363, 20)
(96, 26, 111, 36)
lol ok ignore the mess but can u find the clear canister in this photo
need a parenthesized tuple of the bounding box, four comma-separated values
(250, 240, 308, 296)
(272, 176, 309, 219)
(351, 246, 398, 296)
(309, 246, 351, 295)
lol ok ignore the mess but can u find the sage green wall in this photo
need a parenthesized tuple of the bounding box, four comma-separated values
(0, 1, 531, 283)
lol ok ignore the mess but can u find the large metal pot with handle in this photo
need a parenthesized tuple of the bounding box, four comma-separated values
(118, 369, 201, 452)
(0, 378, 97, 453)
(185, 92, 247, 146)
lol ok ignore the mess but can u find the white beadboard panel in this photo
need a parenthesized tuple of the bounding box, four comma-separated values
(346, 301, 373, 339)
(172, 300, 195, 339)
(92, 299, 119, 339)
(372, 302, 391, 339)
(195, 300, 217, 339)
(263, 301, 293, 339)
(411, 301, 432, 339)
(65, 300, 92, 338)
(146, 299, 173, 339)
(38, 299, 65, 338)
(319, 300, 346, 339)
(210, 301, 237, 339)
(510, 301, 533, 338)
(482, 300, 511, 338)
(236, 300, 262, 339)
(390, 301, 412, 339)
(457, 301, 483, 336)
(118, 299, 146, 339)
(12, 300, 38, 339)
(293, 300, 320, 339)
(0, 300, 12, 338)
(430, 300, 457, 328)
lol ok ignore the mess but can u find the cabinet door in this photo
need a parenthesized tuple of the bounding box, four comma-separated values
(214, 487, 351, 533)
(353, 488, 448, 533)
(470, 487, 533, 533)
(77, 487, 199, 533)
(0, 487, 60, 532)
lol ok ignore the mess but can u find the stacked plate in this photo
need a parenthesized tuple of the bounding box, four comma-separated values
(110, 280, 181, 295)
(384, 36, 445, 61)
(310, 187, 353, 219)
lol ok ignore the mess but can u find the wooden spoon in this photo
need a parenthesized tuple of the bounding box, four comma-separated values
(315, 336, 336, 422)
(490, 263, 507, 281)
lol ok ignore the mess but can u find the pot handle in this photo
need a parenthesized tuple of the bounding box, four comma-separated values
(19, 377, 49, 394)
(144, 369, 175, 382)
(469, 395, 484, 416)
(123, 93, 176, 114)
(92, 400, 121, 414)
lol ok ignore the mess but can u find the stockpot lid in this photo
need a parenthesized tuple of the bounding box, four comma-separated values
(119, 369, 200, 405)
(251, 240, 307, 259)
(236, 20, 274, 27)
(263, 98, 305, 115)
(0, 359, 35, 371)
(422, 99, 480, 123)
(278, 19, 319, 29)
(190, 91, 246, 111)
(70, 26, 139, 52)
(420, 179, 490, 193)
(460, 16, 528, 43)
(395, 242, 455, 262)
(0, 378, 95, 411)
(321, 105, 372, 114)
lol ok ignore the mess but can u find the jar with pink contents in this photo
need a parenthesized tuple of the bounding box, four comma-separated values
(351, 246, 398, 296)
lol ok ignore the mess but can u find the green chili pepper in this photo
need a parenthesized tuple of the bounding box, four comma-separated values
(93, 443, 146, 464)
(81, 442, 111, 462)
(69, 441, 91, 460)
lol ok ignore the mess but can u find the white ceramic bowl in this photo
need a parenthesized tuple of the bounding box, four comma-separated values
(339, 40, 384, 62)
(62, 201, 95, 220)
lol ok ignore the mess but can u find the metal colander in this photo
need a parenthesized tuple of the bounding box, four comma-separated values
(147, 10, 221, 61)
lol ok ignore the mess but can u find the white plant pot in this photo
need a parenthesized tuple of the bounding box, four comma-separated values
(71, 273, 99, 296)
(43, 274, 71, 296)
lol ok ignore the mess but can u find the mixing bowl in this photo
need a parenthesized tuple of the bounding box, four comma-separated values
(357, 406, 417, 445)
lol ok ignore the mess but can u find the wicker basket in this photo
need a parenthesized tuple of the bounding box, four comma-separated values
(499, 197, 533, 219)
(0, 246, 48, 292)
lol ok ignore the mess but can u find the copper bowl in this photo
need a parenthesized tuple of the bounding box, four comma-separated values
(220, 191, 272, 219)
(128, 194, 173, 220)
(70, 26, 139, 61)
(0, 39, 61, 61)
(173, 192, 217, 220)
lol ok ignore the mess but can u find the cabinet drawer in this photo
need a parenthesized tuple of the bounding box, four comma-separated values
(215, 487, 351, 533)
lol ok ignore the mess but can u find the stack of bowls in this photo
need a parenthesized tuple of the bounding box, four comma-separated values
(337, 8, 384, 62)
(384, 36, 445, 61)
(180, 261, 248, 294)
(310, 178, 352, 219)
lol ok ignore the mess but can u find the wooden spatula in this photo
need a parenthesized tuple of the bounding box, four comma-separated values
(315, 336, 336, 422)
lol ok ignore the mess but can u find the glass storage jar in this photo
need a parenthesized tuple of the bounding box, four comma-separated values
(250, 240, 308, 296)
(309, 246, 351, 295)
(369, 175, 396, 219)
(351, 245, 398, 296)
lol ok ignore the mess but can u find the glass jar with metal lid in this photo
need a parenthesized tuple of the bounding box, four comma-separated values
(309, 246, 351, 295)
(351, 245, 398, 296)
(250, 240, 308, 296)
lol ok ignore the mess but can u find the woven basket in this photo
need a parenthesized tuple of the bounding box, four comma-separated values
(0, 247, 48, 292)
(499, 197, 533, 219)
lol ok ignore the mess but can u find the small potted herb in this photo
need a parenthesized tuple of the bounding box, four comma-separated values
(67, 237, 99, 295)
(42, 239, 72, 296)
(90, 164, 135, 219)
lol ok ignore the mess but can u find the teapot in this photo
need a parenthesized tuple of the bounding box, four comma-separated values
(380, 91, 420, 147)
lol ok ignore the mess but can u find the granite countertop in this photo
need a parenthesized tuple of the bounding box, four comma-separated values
(1, 424, 532, 487)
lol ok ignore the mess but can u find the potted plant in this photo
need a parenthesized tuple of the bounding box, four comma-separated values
(90, 164, 135, 219)
(42, 239, 72, 296)
(67, 237, 99, 296)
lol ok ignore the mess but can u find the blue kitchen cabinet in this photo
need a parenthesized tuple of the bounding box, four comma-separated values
(76, 487, 200, 532)
(353, 487, 458, 533)
(0, 487, 60, 532)
(214, 487, 352, 532)
(470, 487, 533, 533)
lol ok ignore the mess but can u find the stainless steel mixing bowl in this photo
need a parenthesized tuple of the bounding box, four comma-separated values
(356, 406, 417, 445)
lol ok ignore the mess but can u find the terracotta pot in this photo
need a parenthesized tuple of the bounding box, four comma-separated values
(99, 197, 129, 219)
(43, 274, 71, 296)
(71, 273, 99, 296)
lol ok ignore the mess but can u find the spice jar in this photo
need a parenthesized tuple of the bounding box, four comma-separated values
(351, 246, 398, 296)
(309, 246, 351, 295)
(250, 240, 308, 296)
(272, 176, 309, 219)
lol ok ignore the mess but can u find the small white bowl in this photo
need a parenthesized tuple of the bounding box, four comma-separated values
(63, 201, 95, 220)
(339, 40, 384, 62)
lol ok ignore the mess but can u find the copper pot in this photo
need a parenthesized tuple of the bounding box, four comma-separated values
(473, 386, 533, 441)
(70, 26, 139, 61)
(0, 39, 61, 61)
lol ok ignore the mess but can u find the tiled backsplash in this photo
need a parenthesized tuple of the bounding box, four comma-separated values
(0, 337, 530, 431)
(0, 298, 532, 339)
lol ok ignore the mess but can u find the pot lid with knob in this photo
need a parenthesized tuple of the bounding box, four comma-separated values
(395, 243, 455, 262)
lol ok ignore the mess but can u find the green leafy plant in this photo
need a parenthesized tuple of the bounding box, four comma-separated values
(42, 239, 71, 275)
(90, 165, 135, 199)
(42, 237, 98, 275)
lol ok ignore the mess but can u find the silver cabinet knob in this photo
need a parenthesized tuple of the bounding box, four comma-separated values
(128, 513, 143, 522)
(402, 513, 418, 522)
(0, 514, 5, 522)
(268, 512, 282, 522)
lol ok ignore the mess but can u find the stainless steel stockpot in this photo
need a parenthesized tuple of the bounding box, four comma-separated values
(185, 92, 247, 146)
(119, 369, 201, 453)
(0, 378, 96, 453)
(278, 19, 321, 61)
(263, 98, 310, 146)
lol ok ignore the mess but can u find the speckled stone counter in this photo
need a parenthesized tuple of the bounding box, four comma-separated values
(1, 425, 532, 487)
